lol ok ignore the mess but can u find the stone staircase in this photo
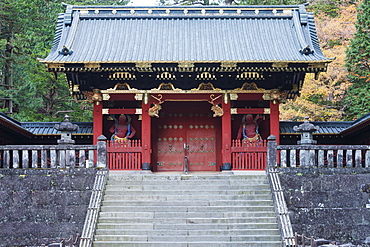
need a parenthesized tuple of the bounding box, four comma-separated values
(93, 171, 282, 247)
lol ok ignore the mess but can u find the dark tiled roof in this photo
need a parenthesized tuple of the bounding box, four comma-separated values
(0, 113, 33, 137)
(21, 122, 93, 135)
(341, 113, 370, 135)
(280, 121, 352, 135)
(42, 5, 329, 64)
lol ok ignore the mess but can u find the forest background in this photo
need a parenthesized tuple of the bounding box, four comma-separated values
(0, 0, 369, 122)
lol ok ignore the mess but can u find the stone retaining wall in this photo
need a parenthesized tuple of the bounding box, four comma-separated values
(279, 168, 370, 243)
(0, 168, 100, 247)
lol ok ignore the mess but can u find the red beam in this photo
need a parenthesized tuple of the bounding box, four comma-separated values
(232, 93, 265, 101)
(105, 109, 138, 115)
(103, 94, 137, 101)
(233, 108, 267, 114)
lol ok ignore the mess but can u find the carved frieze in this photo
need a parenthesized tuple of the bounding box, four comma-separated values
(109, 72, 136, 80)
(196, 72, 217, 80)
(84, 63, 100, 69)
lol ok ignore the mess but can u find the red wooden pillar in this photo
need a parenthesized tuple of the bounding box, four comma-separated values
(221, 96, 232, 171)
(269, 100, 280, 144)
(141, 101, 152, 170)
(93, 102, 103, 145)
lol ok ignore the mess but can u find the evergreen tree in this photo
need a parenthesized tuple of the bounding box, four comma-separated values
(0, 0, 128, 122)
(344, 0, 370, 120)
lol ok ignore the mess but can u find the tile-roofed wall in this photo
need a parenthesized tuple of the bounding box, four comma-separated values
(21, 122, 93, 135)
(280, 121, 352, 135)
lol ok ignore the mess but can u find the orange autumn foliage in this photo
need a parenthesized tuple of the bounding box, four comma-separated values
(280, 2, 357, 121)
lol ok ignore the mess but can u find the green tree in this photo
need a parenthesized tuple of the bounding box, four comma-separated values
(344, 0, 370, 120)
(0, 0, 128, 122)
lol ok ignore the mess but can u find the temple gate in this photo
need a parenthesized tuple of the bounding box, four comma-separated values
(41, 4, 331, 171)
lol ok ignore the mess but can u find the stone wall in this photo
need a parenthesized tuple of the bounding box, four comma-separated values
(0, 168, 100, 247)
(279, 168, 370, 243)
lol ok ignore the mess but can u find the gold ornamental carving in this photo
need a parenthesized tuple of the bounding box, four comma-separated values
(110, 83, 136, 90)
(178, 62, 194, 70)
(236, 72, 264, 80)
(272, 62, 289, 68)
(109, 72, 136, 80)
(135, 62, 152, 69)
(72, 85, 80, 92)
(196, 72, 217, 80)
(102, 108, 109, 115)
(148, 94, 164, 118)
(221, 62, 237, 69)
(84, 63, 101, 69)
(148, 104, 162, 118)
(262, 89, 287, 104)
(157, 72, 176, 80)
(308, 62, 327, 69)
(134, 93, 143, 101)
(208, 94, 223, 117)
(84, 89, 103, 105)
(211, 105, 224, 117)
(229, 93, 238, 100)
(156, 82, 179, 90)
(102, 93, 111, 101)
(48, 63, 64, 69)
(192, 82, 220, 91)
(235, 82, 262, 91)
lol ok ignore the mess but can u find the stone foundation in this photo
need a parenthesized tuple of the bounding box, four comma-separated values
(0, 168, 100, 247)
(279, 168, 370, 243)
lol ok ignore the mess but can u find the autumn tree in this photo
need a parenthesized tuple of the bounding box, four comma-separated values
(344, 0, 370, 120)
(280, 1, 357, 121)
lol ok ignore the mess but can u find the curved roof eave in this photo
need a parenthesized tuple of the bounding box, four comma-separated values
(42, 4, 331, 66)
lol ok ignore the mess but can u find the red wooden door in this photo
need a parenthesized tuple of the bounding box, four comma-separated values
(153, 102, 220, 172)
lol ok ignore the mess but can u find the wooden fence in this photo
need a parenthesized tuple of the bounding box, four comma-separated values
(107, 140, 142, 170)
(231, 140, 267, 170)
(0, 137, 107, 169)
(267, 135, 370, 168)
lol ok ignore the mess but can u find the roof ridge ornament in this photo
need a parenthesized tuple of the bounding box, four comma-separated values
(59, 46, 73, 56)
(300, 45, 314, 55)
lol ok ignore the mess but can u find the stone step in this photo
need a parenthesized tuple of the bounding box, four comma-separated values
(98, 211, 276, 219)
(97, 217, 278, 224)
(93, 241, 282, 247)
(102, 194, 272, 201)
(106, 179, 269, 185)
(101, 200, 274, 207)
(95, 228, 280, 236)
(107, 173, 267, 181)
(96, 222, 280, 230)
(104, 189, 271, 196)
(94, 234, 281, 242)
(94, 172, 281, 247)
(104, 185, 270, 191)
(98, 205, 274, 213)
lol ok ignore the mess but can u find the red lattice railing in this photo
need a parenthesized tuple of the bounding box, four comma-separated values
(107, 140, 142, 170)
(231, 140, 267, 170)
